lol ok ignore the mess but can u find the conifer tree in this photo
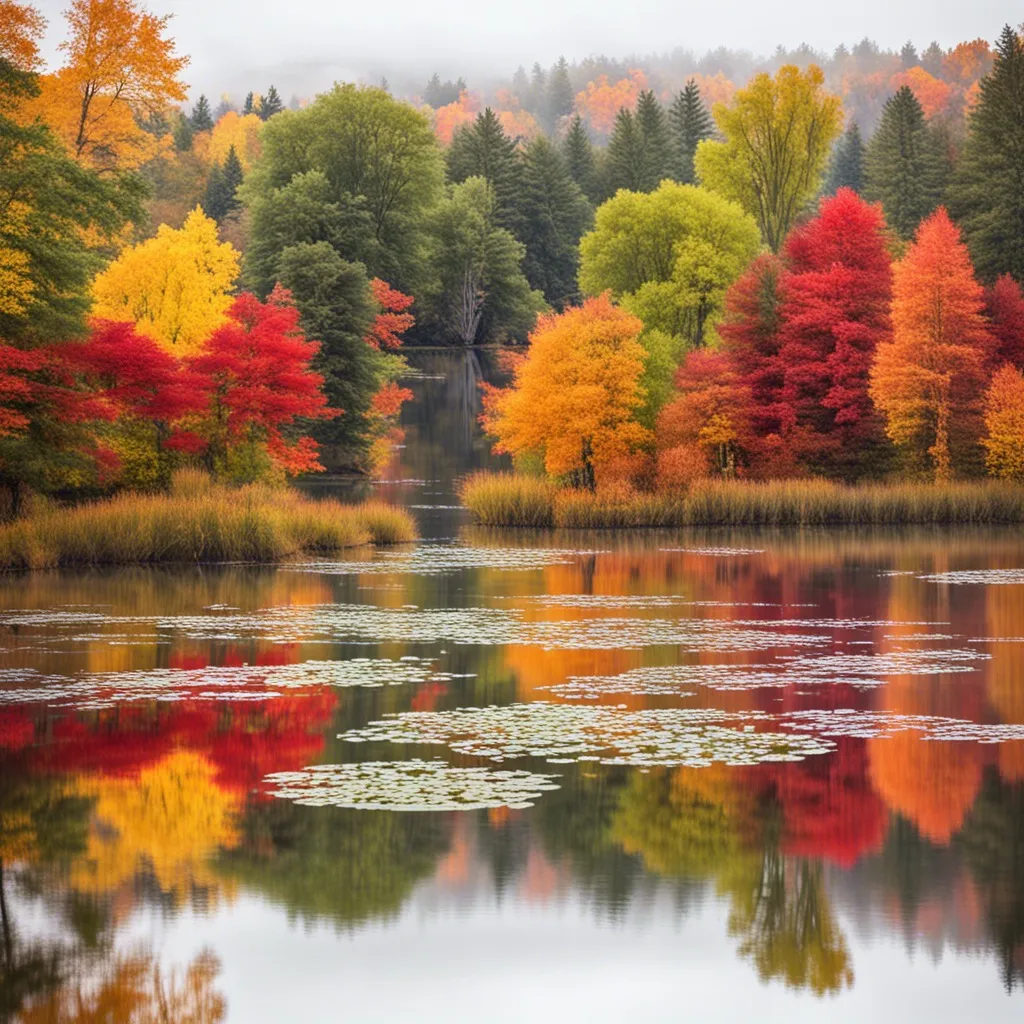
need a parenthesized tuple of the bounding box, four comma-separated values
(221, 145, 244, 212)
(634, 89, 672, 191)
(172, 110, 193, 152)
(824, 122, 865, 195)
(949, 26, 1024, 283)
(669, 79, 714, 185)
(864, 86, 947, 239)
(528, 63, 547, 114)
(189, 94, 213, 133)
(203, 163, 227, 221)
(901, 41, 919, 69)
(546, 56, 575, 131)
(260, 85, 283, 120)
(242, 91, 255, 116)
(562, 114, 601, 204)
(446, 108, 521, 233)
(516, 136, 592, 306)
(605, 108, 646, 193)
(921, 41, 945, 76)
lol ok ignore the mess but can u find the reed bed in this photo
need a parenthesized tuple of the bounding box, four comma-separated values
(0, 473, 416, 571)
(459, 472, 1024, 529)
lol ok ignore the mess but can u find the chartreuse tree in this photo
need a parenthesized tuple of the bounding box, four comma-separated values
(695, 65, 842, 251)
(481, 295, 650, 489)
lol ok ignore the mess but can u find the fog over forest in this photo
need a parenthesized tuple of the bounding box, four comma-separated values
(28, 0, 1024, 100)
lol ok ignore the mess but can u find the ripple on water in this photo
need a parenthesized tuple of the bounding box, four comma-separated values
(918, 569, 1024, 585)
(263, 759, 562, 811)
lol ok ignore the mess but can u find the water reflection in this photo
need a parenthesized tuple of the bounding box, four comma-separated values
(1, 352, 1023, 1021)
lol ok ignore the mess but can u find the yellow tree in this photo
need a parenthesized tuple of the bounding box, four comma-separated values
(195, 110, 263, 171)
(695, 65, 842, 252)
(91, 207, 239, 352)
(982, 364, 1024, 480)
(29, 0, 188, 170)
(869, 208, 992, 481)
(481, 294, 650, 488)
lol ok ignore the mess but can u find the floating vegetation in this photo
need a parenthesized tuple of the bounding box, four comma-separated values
(286, 544, 600, 576)
(340, 702, 835, 768)
(263, 759, 562, 811)
(782, 709, 1024, 743)
(918, 569, 1024, 585)
(544, 648, 987, 698)
(0, 657, 458, 708)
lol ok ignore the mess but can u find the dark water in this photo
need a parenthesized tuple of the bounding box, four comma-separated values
(2, 350, 1023, 1022)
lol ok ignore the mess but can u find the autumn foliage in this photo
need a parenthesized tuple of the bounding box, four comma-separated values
(482, 295, 650, 488)
(870, 208, 992, 481)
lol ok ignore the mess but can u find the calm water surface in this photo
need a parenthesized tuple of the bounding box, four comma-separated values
(2, 350, 1023, 1021)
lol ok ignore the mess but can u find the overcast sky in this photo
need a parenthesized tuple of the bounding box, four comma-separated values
(31, 0, 1024, 100)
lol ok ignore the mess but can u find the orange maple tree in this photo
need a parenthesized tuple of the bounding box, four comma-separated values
(982, 364, 1024, 481)
(574, 69, 648, 137)
(482, 294, 650, 488)
(29, 0, 188, 170)
(888, 66, 952, 118)
(869, 208, 992, 480)
(0, 0, 46, 70)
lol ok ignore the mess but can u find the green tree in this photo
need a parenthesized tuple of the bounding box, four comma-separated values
(242, 91, 255, 116)
(669, 79, 715, 185)
(203, 145, 244, 223)
(172, 110, 192, 152)
(259, 84, 283, 120)
(695, 64, 842, 251)
(0, 58, 141, 346)
(901, 40, 919, 69)
(275, 241, 385, 467)
(562, 114, 601, 204)
(921, 41, 945, 76)
(546, 56, 575, 131)
(425, 177, 543, 345)
(241, 84, 443, 293)
(579, 180, 761, 348)
(635, 89, 672, 190)
(516, 136, 592, 306)
(949, 26, 1024, 283)
(242, 170, 376, 297)
(189, 94, 213, 133)
(605, 108, 645, 193)
(864, 85, 948, 239)
(446, 108, 521, 233)
(824, 121, 865, 195)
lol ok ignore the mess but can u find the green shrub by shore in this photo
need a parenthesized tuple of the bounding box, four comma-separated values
(459, 472, 1024, 528)
(0, 471, 416, 571)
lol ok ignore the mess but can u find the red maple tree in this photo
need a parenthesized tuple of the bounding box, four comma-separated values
(984, 274, 1024, 371)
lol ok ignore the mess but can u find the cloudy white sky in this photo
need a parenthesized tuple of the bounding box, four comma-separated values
(30, 0, 1024, 99)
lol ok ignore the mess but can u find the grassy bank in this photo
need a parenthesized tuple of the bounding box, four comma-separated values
(0, 472, 416, 571)
(459, 473, 1024, 528)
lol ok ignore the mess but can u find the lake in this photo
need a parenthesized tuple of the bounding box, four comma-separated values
(1, 349, 1022, 1022)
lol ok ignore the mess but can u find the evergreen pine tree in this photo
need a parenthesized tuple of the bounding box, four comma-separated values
(213, 97, 234, 120)
(546, 56, 575, 132)
(512, 66, 529, 102)
(864, 86, 946, 239)
(517, 136, 593, 306)
(901, 41, 919, 69)
(172, 111, 193, 152)
(189, 94, 213, 133)
(948, 25, 1024, 283)
(202, 163, 228, 221)
(260, 85, 283, 120)
(824, 122, 865, 194)
(446, 108, 521, 233)
(921, 41, 945, 76)
(221, 145, 244, 215)
(605, 108, 645, 193)
(528, 63, 547, 114)
(669, 78, 715, 184)
(424, 73, 443, 107)
(242, 91, 255, 116)
(562, 114, 601, 204)
(635, 89, 672, 191)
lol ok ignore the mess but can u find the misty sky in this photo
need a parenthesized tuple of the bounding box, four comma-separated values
(31, 0, 1024, 100)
